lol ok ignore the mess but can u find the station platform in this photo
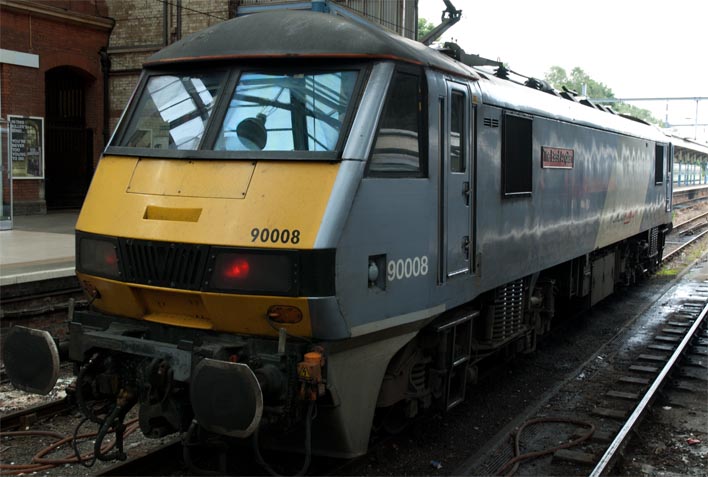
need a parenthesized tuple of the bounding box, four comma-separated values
(0, 211, 78, 287)
(673, 183, 708, 192)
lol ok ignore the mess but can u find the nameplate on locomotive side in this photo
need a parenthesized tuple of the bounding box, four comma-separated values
(541, 147, 574, 169)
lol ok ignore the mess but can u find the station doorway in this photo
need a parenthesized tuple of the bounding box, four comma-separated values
(45, 67, 94, 209)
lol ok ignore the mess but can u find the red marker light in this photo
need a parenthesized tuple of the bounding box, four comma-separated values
(223, 257, 250, 280)
(210, 251, 293, 293)
(79, 237, 120, 278)
(104, 251, 118, 267)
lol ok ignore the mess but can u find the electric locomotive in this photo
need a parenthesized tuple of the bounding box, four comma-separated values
(4, 9, 672, 462)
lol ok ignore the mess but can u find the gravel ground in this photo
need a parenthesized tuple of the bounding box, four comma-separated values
(618, 395, 708, 477)
(0, 374, 72, 415)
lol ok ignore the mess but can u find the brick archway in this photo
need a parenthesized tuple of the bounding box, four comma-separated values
(45, 66, 95, 208)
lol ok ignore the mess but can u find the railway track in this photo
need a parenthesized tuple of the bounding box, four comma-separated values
(0, 398, 72, 432)
(0, 288, 85, 321)
(589, 299, 707, 476)
(672, 210, 708, 232)
(664, 229, 708, 262)
(664, 208, 708, 261)
(95, 439, 182, 476)
(0, 282, 86, 352)
(455, 268, 708, 476)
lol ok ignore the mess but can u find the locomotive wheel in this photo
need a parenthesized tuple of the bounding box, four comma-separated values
(378, 401, 409, 435)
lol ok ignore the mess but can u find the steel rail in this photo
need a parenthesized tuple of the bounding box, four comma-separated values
(0, 286, 83, 306)
(95, 438, 182, 476)
(0, 397, 71, 431)
(663, 228, 708, 261)
(588, 302, 708, 477)
(672, 210, 708, 231)
(673, 196, 708, 208)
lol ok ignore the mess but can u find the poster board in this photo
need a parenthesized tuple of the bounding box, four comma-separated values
(8, 115, 44, 179)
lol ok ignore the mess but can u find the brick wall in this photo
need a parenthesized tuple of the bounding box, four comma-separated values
(109, 73, 141, 134)
(105, 1, 230, 132)
(31, 0, 109, 17)
(238, 0, 417, 39)
(179, 0, 230, 36)
(0, 2, 112, 214)
(109, 0, 165, 50)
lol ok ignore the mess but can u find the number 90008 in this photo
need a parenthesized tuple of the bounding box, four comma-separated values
(387, 256, 428, 281)
(250, 227, 301, 244)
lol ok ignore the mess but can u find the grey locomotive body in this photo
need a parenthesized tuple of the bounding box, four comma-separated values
(323, 52, 670, 455)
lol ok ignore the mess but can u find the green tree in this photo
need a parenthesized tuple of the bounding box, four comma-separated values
(544, 66, 663, 126)
(417, 17, 435, 41)
(546, 67, 613, 97)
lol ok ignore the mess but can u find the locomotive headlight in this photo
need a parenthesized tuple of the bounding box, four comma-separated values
(77, 236, 121, 279)
(368, 261, 379, 282)
(207, 250, 295, 294)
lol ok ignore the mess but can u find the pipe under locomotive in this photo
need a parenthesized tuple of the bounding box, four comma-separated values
(4, 9, 673, 463)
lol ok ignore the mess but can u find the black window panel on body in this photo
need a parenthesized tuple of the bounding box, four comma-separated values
(655, 143, 665, 185)
(502, 112, 533, 196)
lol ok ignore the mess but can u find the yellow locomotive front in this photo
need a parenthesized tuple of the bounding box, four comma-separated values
(64, 61, 363, 452)
(77, 68, 357, 337)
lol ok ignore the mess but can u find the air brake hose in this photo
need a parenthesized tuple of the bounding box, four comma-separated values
(93, 405, 126, 461)
(182, 420, 228, 476)
(75, 353, 105, 424)
(496, 417, 595, 476)
(252, 400, 316, 477)
(94, 390, 136, 462)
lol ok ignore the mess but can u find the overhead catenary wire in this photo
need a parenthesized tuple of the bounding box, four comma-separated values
(155, 0, 228, 22)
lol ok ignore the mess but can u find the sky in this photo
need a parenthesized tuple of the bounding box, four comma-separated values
(417, 0, 708, 142)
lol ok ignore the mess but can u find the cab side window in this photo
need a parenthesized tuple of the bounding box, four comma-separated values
(369, 68, 426, 176)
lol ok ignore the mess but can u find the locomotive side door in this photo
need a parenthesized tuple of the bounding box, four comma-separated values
(442, 81, 473, 279)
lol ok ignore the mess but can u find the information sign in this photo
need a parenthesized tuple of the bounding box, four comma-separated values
(8, 115, 44, 179)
